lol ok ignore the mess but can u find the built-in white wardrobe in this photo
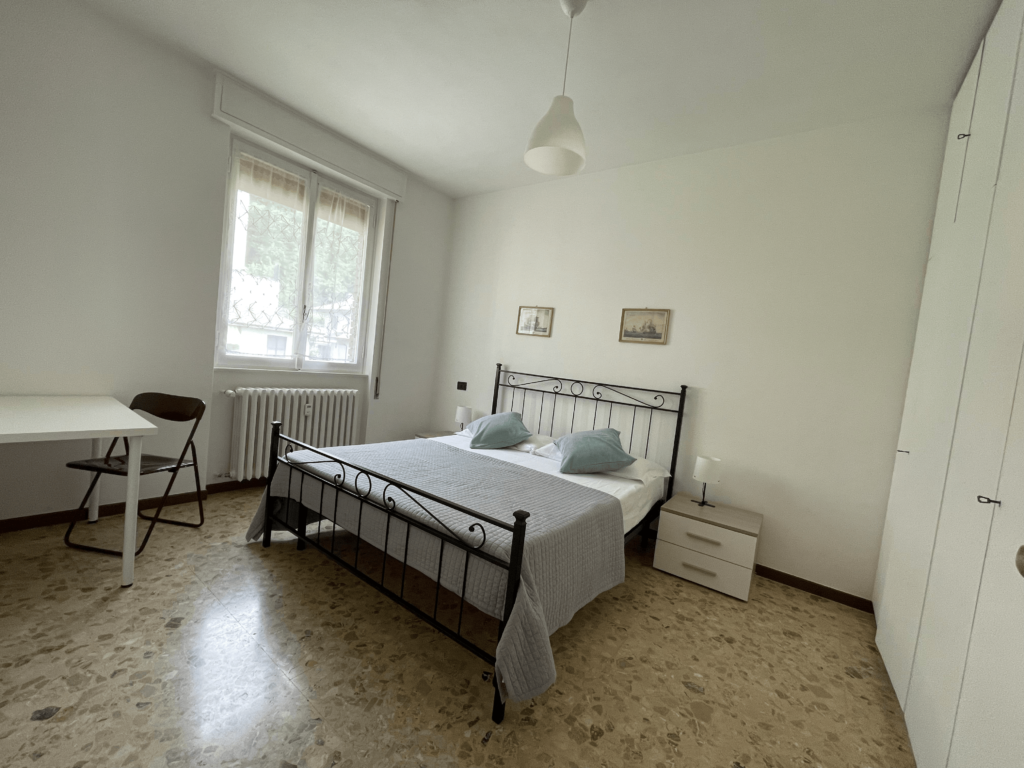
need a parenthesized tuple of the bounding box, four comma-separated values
(872, 0, 1024, 765)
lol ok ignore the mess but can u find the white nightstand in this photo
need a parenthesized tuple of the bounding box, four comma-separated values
(415, 430, 455, 439)
(653, 494, 763, 601)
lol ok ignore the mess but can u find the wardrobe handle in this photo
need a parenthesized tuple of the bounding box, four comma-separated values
(1016, 546, 1024, 579)
(682, 562, 717, 577)
(686, 532, 722, 546)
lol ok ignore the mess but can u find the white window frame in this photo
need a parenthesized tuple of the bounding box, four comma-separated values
(215, 139, 379, 374)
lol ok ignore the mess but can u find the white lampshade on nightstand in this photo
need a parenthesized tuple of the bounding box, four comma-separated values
(455, 406, 473, 431)
(692, 456, 722, 507)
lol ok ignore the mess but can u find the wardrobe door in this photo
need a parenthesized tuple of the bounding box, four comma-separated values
(872, 45, 985, 707)
(947, 354, 1024, 768)
(938, 22, 1024, 765)
(903, 2, 1024, 765)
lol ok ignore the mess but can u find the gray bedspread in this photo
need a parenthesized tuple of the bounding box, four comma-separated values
(244, 439, 625, 702)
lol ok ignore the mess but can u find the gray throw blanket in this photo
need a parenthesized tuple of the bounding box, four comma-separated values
(245, 439, 625, 702)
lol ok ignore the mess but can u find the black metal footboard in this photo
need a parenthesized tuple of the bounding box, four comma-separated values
(261, 421, 528, 724)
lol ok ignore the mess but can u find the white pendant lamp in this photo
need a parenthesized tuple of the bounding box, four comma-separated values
(525, 0, 588, 175)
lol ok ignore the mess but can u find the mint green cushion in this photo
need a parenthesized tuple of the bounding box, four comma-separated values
(466, 411, 532, 450)
(554, 429, 636, 474)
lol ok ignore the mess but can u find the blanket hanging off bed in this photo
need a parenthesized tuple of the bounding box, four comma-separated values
(245, 438, 625, 702)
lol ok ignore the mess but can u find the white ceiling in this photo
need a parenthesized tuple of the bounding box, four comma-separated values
(84, 0, 999, 198)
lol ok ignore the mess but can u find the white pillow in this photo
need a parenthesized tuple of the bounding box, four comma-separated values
(508, 434, 556, 454)
(535, 442, 668, 482)
(534, 441, 561, 461)
(536, 442, 671, 483)
(455, 428, 473, 437)
(603, 457, 672, 484)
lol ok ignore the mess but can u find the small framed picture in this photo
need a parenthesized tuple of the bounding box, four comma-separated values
(517, 306, 554, 337)
(619, 308, 670, 345)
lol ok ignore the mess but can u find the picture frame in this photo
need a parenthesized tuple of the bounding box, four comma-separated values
(619, 308, 670, 345)
(516, 306, 554, 337)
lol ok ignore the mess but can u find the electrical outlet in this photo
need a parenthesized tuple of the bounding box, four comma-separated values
(304, 403, 313, 416)
(457, 381, 467, 391)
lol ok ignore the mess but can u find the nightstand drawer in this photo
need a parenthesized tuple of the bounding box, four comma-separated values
(653, 540, 753, 601)
(657, 512, 756, 567)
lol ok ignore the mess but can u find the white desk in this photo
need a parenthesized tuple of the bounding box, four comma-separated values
(0, 396, 158, 587)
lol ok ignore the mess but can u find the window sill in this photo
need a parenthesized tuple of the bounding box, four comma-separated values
(214, 364, 367, 375)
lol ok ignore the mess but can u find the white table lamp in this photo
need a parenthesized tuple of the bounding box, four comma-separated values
(692, 456, 722, 507)
(455, 406, 473, 431)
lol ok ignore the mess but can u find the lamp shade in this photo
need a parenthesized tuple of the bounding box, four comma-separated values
(524, 95, 586, 176)
(455, 406, 473, 427)
(693, 456, 722, 485)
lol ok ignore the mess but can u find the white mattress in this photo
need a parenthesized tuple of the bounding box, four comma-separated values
(430, 435, 666, 534)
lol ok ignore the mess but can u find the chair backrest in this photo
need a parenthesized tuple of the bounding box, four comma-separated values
(130, 392, 206, 424)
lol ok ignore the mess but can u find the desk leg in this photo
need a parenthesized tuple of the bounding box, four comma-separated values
(88, 438, 103, 523)
(122, 435, 143, 588)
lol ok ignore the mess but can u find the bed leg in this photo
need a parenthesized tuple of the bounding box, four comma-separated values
(491, 677, 505, 724)
(264, 421, 281, 549)
(491, 509, 527, 725)
(296, 503, 307, 551)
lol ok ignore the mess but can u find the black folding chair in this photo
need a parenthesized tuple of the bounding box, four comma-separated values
(64, 393, 206, 557)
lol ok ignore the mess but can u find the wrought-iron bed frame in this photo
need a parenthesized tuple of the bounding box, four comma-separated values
(261, 363, 687, 724)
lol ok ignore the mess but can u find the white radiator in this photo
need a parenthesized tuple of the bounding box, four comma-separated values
(227, 388, 360, 481)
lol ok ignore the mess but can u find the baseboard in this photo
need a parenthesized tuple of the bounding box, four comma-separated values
(206, 478, 267, 494)
(755, 564, 873, 614)
(0, 490, 208, 535)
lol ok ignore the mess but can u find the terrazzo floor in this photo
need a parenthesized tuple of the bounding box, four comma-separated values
(0, 489, 915, 768)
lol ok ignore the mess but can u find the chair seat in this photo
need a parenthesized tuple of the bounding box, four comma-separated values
(67, 454, 194, 476)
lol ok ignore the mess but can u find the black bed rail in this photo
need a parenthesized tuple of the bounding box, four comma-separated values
(262, 421, 528, 724)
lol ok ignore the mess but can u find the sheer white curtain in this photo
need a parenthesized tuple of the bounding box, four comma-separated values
(306, 187, 370, 364)
(237, 153, 306, 210)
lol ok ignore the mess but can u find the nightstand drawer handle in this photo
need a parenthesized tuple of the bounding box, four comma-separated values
(686, 532, 721, 546)
(682, 562, 718, 577)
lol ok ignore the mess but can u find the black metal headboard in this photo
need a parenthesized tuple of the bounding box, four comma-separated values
(490, 363, 688, 498)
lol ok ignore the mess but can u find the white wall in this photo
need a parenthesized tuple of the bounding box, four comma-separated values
(366, 176, 454, 443)
(0, 0, 453, 519)
(0, 0, 227, 517)
(430, 113, 948, 599)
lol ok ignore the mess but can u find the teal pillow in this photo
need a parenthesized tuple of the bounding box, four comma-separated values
(466, 412, 532, 450)
(554, 428, 636, 474)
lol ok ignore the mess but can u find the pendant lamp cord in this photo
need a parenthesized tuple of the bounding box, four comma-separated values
(562, 15, 574, 96)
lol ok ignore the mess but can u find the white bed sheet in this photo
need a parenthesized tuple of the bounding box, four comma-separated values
(430, 435, 665, 534)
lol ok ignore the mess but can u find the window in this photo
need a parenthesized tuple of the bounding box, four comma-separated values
(215, 141, 377, 372)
